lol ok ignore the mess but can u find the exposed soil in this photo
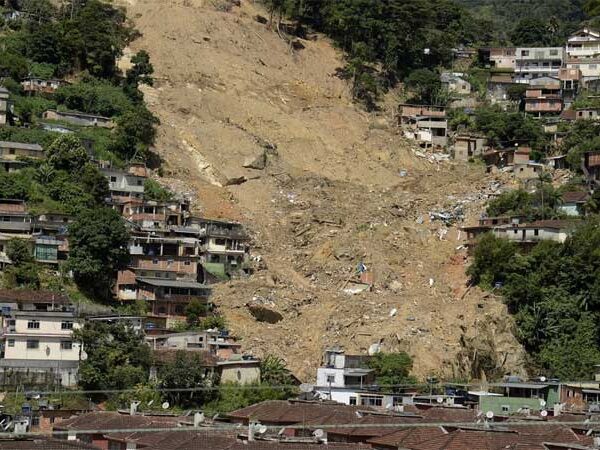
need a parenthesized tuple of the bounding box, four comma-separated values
(121, 0, 527, 381)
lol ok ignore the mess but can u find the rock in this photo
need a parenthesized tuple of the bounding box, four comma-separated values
(389, 280, 403, 293)
(224, 176, 247, 186)
(243, 151, 267, 170)
(247, 304, 283, 324)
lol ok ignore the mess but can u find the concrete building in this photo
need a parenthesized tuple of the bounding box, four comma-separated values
(524, 83, 563, 117)
(566, 28, 600, 84)
(479, 47, 516, 69)
(440, 72, 472, 94)
(101, 166, 145, 203)
(0, 305, 83, 387)
(21, 78, 67, 94)
(583, 151, 600, 187)
(559, 68, 582, 107)
(0, 87, 11, 126)
(146, 329, 242, 360)
(464, 219, 578, 247)
(515, 47, 564, 84)
(0, 141, 44, 172)
(42, 110, 114, 128)
(453, 135, 488, 161)
(399, 104, 448, 147)
(559, 191, 589, 216)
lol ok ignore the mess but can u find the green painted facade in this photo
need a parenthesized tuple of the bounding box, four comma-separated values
(479, 385, 559, 416)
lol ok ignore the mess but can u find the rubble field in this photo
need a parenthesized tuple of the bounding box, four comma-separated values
(121, 0, 527, 379)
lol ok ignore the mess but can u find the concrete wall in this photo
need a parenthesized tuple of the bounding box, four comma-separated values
(220, 364, 260, 384)
(316, 367, 345, 388)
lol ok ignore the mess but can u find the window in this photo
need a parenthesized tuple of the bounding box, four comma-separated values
(27, 320, 40, 329)
(361, 396, 383, 407)
(26, 340, 39, 349)
(7, 339, 14, 347)
(110, 176, 117, 182)
(61, 341, 73, 350)
(174, 305, 184, 315)
(501, 405, 511, 413)
(534, 229, 539, 236)
(8, 149, 14, 155)
(521, 50, 529, 56)
(137, 180, 143, 186)
(514, 230, 518, 234)
(152, 259, 159, 265)
(215, 238, 226, 246)
(184, 260, 191, 266)
(349, 397, 357, 406)
(591, 64, 597, 69)
(326, 374, 335, 384)
(61, 321, 73, 330)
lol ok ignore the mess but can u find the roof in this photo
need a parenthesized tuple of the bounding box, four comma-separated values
(518, 220, 581, 231)
(227, 400, 375, 425)
(136, 277, 212, 290)
(0, 437, 98, 449)
(562, 191, 589, 203)
(0, 200, 27, 214)
(0, 141, 43, 151)
(0, 289, 69, 304)
(54, 411, 186, 432)
(560, 109, 577, 120)
(489, 75, 514, 84)
(326, 414, 424, 438)
(367, 426, 448, 448)
(46, 109, 111, 120)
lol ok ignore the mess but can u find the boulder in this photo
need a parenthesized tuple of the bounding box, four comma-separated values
(247, 304, 283, 324)
(242, 151, 267, 170)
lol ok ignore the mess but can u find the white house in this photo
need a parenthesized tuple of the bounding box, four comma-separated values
(0, 310, 84, 387)
(566, 28, 600, 84)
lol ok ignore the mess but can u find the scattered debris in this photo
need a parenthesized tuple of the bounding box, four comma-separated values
(342, 281, 371, 295)
(389, 308, 397, 317)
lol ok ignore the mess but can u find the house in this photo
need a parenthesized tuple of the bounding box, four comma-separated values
(0, 87, 12, 126)
(566, 28, 600, 85)
(559, 68, 582, 107)
(524, 83, 563, 117)
(218, 356, 261, 384)
(0, 141, 44, 172)
(86, 315, 144, 332)
(583, 151, 600, 186)
(575, 107, 600, 120)
(478, 380, 561, 416)
(482, 148, 515, 169)
(545, 155, 567, 170)
(559, 191, 589, 216)
(399, 104, 448, 147)
(101, 166, 146, 203)
(146, 329, 242, 360)
(487, 74, 517, 102)
(0, 437, 98, 449)
(122, 199, 190, 229)
(0, 199, 32, 236)
(440, 72, 471, 94)
(560, 383, 600, 412)
(21, 78, 67, 94)
(315, 348, 377, 405)
(452, 134, 488, 161)
(514, 47, 564, 84)
(0, 302, 82, 387)
(42, 110, 114, 128)
(478, 47, 516, 69)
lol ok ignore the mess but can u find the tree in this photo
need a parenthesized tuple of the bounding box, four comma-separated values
(6, 239, 33, 266)
(368, 352, 416, 391)
(144, 179, 173, 202)
(80, 163, 109, 205)
(124, 50, 154, 100)
(405, 68, 442, 105)
(510, 18, 556, 46)
(185, 299, 208, 327)
(466, 233, 517, 287)
(67, 208, 130, 298)
(109, 106, 159, 160)
(260, 355, 295, 386)
(76, 322, 152, 394)
(4, 238, 39, 288)
(47, 135, 89, 173)
(159, 351, 218, 407)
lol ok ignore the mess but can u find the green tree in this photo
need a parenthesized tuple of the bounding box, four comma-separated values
(185, 299, 208, 327)
(405, 68, 442, 105)
(260, 355, 295, 386)
(144, 179, 173, 202)
(159, 351, 218, 407)
(80, 163, 109, 205)
(109, 106, 159, 160)
(466, 233, 517, 287)
(6, 239, 33, 266)
(67, 208, 130, 298)
(46, 135, 90, 173)
(368, 352, 416, 390)
(510, 17, 556, 46)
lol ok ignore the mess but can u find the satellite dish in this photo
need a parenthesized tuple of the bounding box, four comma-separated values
(436, 397, 444, 404)
(313, 429, 324, 439)
(485, 411, 494, 420)
(540, 376, 547, 382)
(540, 410, 548, 418)
(256, 425, 268, 435)
(299, 383, 314, 393)
(161, 402, 170, 410)
(147, 400, 154, 407)
(278, 428, 285, 436)
(540, 400, 547, 407)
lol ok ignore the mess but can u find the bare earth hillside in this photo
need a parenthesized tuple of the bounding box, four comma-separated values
(122, 0, 527, 380)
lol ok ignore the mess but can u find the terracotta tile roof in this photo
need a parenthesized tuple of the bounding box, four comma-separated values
(562, 191, 589, 203)
(0, 437, 98, 449)
(326, 414, 424, 438)
(0, 201, 27, 214)
(520, 220, 581, 230)
(367, 426, 448, 448)
(585, 151, 600, 168)
(418, 406, 477, 423)
(227, 400, 374, 426)
(402, 428, 519, 450)
(54, 411, 185, 432)
(560, 109, 577, 121)
(0, 289, 70, 304)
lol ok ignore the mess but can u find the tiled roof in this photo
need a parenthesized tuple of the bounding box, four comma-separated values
(562, 191, 589, 203)
(0, 437, 98, 449)
(520, 220, 581, 230)
(227, 400, 374, 425)
(54, 411, 185, 432)
(326, 414, 424, 438)
(418, 406, 477, 423)
(367, 426, 449, 448)
(0, 289, 70, 304)
(152, 349, 218, 366)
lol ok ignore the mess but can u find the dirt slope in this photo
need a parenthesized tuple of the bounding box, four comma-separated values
(123, 0, 527, 381)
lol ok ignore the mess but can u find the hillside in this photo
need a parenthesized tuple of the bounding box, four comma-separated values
(122, 0, 526, 380)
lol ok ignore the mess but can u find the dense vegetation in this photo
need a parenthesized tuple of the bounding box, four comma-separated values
(468, 222, 600, 379)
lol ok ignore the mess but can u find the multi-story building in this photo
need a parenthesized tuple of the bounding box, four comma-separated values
(101, 165, 146, 203)
(0, 87, 11, 126)
(146, 329, 242, 360)
(566, 28, 600, 84)
(524, 82, 563, 117)
(478, 47, 516, 69)
(123, 199, 190, 229)
(0, 141, 44, 172)
(515, 47, 564, 84)
(559, 68, 582, 107)
(0, 293, 82, 387)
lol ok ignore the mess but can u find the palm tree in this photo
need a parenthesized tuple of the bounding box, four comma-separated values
(260, 355, 293, 386)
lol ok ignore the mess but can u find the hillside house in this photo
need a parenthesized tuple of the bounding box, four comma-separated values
(21, 78, 67, 94)
(479, 47, 516, 69)
(566, 28, 600, 84)
(559, 191, 589, 216)
(463, 219, 577, 247)
(478, 380, 560, 416)
(559, 68, 582, 106)
(0, 87, 11, 126)
(146, 329, 241, 360)
(123, 199, 190, 229)
(440, 72, 471, 94)
(575, 107, 600, 120)
(515, 47, 564, 84)
(43, 110, 114, 128)
(0, 294, 82, 387)
(399, 104, 448, 147)
(487, 74, 517, 102)
(583, 151, 600, 186)
(101, 166, 146, 203)
(482, 148, 515, 169)
(0, 141, 44, 172)
(453, 134, 488, 161)
(560, 383, 600, 412)
(524, 83, 563, 117)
